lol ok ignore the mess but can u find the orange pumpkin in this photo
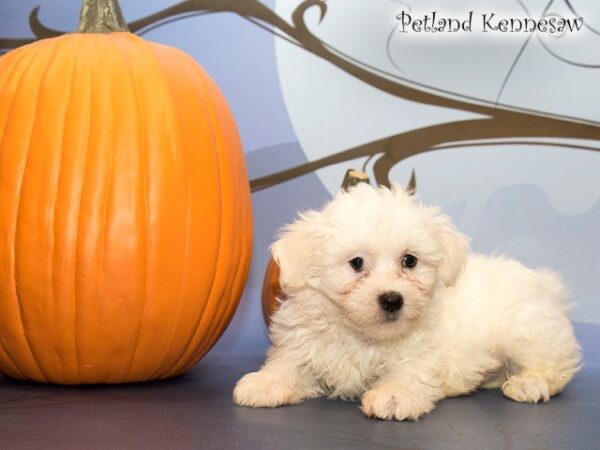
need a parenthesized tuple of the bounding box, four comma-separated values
(0, 0, 252, 384)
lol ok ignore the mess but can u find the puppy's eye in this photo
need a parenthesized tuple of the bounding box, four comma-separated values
(349, 257, 364, 272)
(402, 254, 418, 268)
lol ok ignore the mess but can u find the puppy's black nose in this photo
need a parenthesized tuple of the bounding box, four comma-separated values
(378, 291, 403, 313)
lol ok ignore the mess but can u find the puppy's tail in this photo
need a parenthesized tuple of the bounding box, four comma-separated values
(535, 268, 573, 313)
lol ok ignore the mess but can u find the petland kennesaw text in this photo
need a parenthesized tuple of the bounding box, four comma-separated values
(396, 11, 584, 34)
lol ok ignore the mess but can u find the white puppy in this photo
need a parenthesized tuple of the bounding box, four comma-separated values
(233, 183, 581, 420)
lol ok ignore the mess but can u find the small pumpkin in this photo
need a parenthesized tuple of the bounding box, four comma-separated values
(0, 0, 252, 384)
(261, 258, 283, 327)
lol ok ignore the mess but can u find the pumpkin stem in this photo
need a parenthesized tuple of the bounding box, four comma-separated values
(78, 0, 129, 33)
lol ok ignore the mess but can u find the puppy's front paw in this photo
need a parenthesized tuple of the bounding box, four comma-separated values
(502, 372, 550, 403)
(361, 387, 435, 421)
(233, 371, 302, 408)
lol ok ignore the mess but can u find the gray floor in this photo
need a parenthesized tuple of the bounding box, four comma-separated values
(0, 323, 599, 450)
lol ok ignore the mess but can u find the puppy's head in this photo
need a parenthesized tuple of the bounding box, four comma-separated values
(271, 183, 469, 342)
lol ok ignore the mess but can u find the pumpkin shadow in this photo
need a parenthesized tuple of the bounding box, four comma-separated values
(0, 367, 200, 390)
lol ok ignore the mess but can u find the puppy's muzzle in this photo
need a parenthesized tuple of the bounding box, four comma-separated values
(378, 291, 403, 313)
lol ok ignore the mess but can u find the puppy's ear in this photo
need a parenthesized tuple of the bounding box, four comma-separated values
(270, 211, 323, 294)
(431, 212, 470, 287)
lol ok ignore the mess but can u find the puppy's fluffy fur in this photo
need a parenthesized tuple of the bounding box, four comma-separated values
(234, 184, 581, 420)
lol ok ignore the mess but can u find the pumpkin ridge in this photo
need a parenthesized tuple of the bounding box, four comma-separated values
(134, 40, 193, 381)
(212, 167, 252, 359)
(155, 50, 225, 379)
(191, 107, 240, 362)
(90, 35, 118, 382)
(187, 69, 246, 364)
(168, 55, 236, 372)
(73, 35, 118, 383)
(12, 39, 64, 383)
(188, 70, 239, 376)
(0, 49, 40, 379)
(112, 36, 151, 382)
(0, 46, 38, 162)
(195, 76, 234, 364)
(51, 35, 83, 381)
(117, 35, 189, 381)
(71, 35, 96, 384)
(216, 109, 251, 355)
(106, 34, 150, 383)
(191, 191, 249, 366)
(0, 47, 36, 380)
(207, 75, 252, 366)
(0, 51, 23, 106)
(74, 35, 114, 383)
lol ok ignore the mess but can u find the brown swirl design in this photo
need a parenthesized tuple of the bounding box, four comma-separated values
(1, 0, 599, 191)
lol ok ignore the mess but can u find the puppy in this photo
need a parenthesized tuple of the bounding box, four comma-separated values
(233, 183, 581, 420)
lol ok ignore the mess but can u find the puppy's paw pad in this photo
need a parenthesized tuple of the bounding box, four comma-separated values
(361, 388, 434, 421)
(502, 373, 550, 403)
(233, 372, 301, 408)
